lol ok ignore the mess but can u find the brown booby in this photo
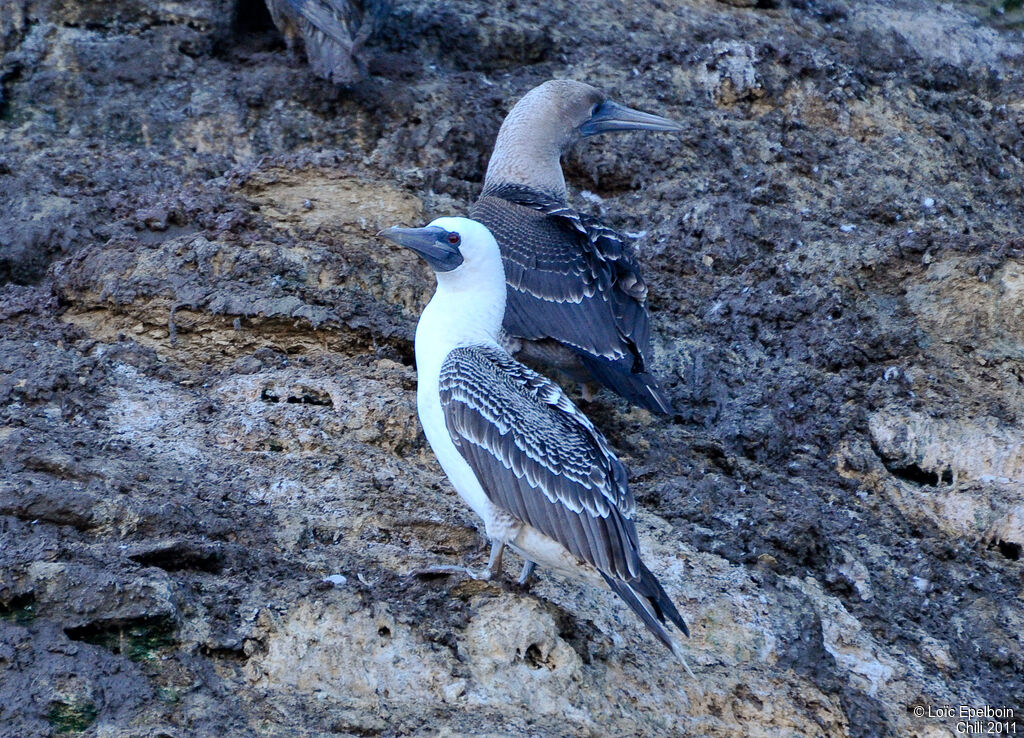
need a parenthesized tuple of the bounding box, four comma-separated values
(379, 216, 692, 667)
(469, 79, 683, 415)
(264, 0, 387, 86)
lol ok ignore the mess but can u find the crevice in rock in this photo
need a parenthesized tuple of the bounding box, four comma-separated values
(523, 643, 550, 669)
(326, 720, 383, 737)
(65, 615, 177, 661)
(870, 440, 953, 487)
(260, 387, 332, 406)
(883, 460, 953, 487)
(128, 540, 225, 573)
(994, 539, 1021, 562)
(0, 62, 20, 126)
(0, 593, 37, 625)
(200, 643, 249, 663)
(232, 0, 276, 36)
(551, 608, 600, 665)
(692, 440, 735, 475)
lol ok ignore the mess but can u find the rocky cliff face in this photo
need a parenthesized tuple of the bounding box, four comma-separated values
(1, 1, 1022, 736)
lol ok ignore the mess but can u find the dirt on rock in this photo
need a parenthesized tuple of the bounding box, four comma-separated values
(2, 0, 1023, 736)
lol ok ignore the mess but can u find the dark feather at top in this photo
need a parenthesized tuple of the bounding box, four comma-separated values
(265, 0, 389, 86)
(439, 344, 642, 579)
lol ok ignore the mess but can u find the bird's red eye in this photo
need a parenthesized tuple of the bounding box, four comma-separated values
(447, 232, 461, 245)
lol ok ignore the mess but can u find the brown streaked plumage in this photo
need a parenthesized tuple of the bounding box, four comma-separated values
(470, 79, 684, 414)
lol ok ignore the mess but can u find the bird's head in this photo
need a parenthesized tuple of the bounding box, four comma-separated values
(528, 79, 684, 143)
(378, 216, 504, 287)
(485, 79, 683, 197)
(379, 217, 507, 344)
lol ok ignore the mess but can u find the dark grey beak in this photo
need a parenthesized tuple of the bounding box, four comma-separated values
(377, 225, 464, 273)
(578, 99, 684, 136)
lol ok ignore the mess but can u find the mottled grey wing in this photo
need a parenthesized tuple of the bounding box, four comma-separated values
(439, 345, 642, 579)
(470, 186, 652, 373)
(272, 0, 385, 84)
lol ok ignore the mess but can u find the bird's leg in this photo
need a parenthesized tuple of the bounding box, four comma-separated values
(480, 539, 505, 580)
(408, 540, 506, 582)
(516, 560, 537, 587)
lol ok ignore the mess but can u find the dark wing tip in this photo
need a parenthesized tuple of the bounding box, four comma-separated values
(601, 570, 690, 649)
(577, 355, 674, 415)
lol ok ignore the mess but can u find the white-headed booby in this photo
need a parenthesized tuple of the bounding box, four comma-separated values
(379, 216, 692, 666)
(469, 79, 683, 415)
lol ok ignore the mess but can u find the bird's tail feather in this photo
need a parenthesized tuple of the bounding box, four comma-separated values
(577, 354, 673, 415)
(601, 566, 696, 679)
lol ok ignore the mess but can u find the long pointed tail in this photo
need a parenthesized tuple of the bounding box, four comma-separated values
(601, 563, 695, 678)
(578, 354, 673, 415)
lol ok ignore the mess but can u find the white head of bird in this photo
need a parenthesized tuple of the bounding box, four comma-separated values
(378, 216, 507, 352)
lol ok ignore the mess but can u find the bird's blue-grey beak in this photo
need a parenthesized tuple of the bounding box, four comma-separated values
(579, 100, 684, 136)
(377, 225, 464, 272)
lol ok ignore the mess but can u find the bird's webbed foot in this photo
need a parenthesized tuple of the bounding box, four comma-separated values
(408, 541, 506, 582)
